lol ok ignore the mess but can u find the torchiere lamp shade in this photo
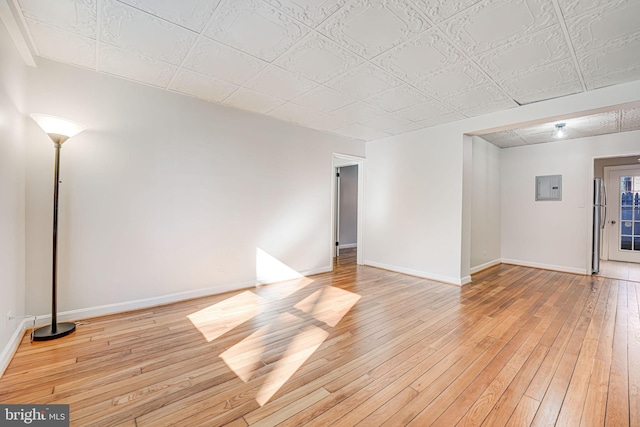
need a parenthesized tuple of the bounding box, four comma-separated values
(30, 113, 86, 144)
(30, 113, 85, 341)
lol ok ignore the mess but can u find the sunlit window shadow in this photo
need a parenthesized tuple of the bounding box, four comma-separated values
(187, 291, 265, 342)
(187, 248, 360, 407)
(294, 286, 361, 327)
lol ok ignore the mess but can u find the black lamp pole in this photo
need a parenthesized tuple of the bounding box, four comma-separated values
(33, 134, 76, 341)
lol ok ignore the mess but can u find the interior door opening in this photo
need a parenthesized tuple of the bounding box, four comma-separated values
(593, 157, 640, 281)
(335, 165, 358, 265)
(331, 154, 364, 267)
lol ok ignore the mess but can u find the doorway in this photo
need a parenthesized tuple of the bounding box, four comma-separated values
(331, 154, 364, 268)
(605, 165, 640, 263)
(593, 157, 640, 281)
(336, 164, 358, 265)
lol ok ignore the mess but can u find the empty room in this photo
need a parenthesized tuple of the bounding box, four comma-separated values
(1, 0, 640, 425)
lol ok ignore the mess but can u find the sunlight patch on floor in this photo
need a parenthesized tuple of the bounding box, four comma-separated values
(187, 291, 265, 342)
(255, 325, 329, 406)
(294, 286, 361, 327)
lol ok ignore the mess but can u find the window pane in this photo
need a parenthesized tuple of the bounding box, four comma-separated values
(622, 221, 633, 235)
(622, 206, 633, 221)
(635, 237, 640, 251)
(635, 222, 640, 235)
(622, 235, 633, 250)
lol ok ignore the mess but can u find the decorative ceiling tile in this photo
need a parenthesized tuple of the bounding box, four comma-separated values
(396, 100, 452, 121)
(480, 108, 640, 148)
(332, 123, 391, 141)
(326, 63, 402, 100)
(318, 0, 429, 59)
(480, 130, 526, 147)
(442, 0, 557, 55)
(264, 0, 346, 28)
(168, 69, 238, 103)
(100, 0, 197, 65)
(116, 0, 221, 32)
(385, 121, 425, 135)
(223, 88, 285, 114)
(475, 26, 571, 78)
(578, 36, 640, 90)
(26, 19, 96, 69)
(419, 112, 467, 127)
(460, 98, 519, 117)
(441, 83, 510, 110)
(416, 60, 490, 98)
(566, 1, 640, 54)
(245, 65, 317, 101)
(17, 0, 97, 38)
(563, 111, 620, 136)
(497, 59, 583, 104)
(266, 102, 319, 124)
(291, 85, 356, 112)
(183, 37, 268, 86)
(621, 107, 640, 132)
(204, 0, 308, 62)
(411, 0, 481, 23)
(330, 101, 388, 122)
(359, 112, 412, 130)
(305, 113, 352, 131)
(365, 85, 431, 112)
(558, 0, 627, 18)
(98, 44, 176, 87)
(276, 32, 362, 83)
(374, 28, 463, 82)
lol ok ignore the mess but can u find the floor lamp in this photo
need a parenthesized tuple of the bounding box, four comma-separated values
(30, 114, 86, 341)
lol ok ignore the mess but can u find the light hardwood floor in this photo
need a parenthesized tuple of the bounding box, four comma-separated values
(1, 250, 639, 426)
(597, 260, 640, 282)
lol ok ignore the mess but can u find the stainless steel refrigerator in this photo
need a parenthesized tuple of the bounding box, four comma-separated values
(592, 178, 607, 273)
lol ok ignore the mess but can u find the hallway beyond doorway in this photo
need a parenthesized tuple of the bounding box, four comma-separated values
(597, 260, 640, 282)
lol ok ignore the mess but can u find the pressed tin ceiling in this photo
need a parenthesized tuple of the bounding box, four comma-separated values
(479, 105, 640, 148)
(9, 0, 640, 141)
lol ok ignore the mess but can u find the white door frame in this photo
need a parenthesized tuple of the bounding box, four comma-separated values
(331, 153, 365, 266)
(605, 165, 640, 262)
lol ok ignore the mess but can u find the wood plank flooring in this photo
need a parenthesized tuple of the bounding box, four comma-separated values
(1, 249, 639, 426)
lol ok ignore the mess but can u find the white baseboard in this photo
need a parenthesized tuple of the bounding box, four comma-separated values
(0, 319, 28, 378)
(364, 260, 466, 286)
(30, 265, 333, 327)
(500, 258, 587, 275)
(470, 259, 502, 274)
(338, 243, 357, 249)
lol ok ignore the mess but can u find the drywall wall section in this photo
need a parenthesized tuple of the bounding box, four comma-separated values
(23, 58, 365, 319)
(338, 165, 358, 248)
(365, 125, 466, 285)
(364, 79, 640, 284)
(471, 136, 501, 273)
(0, 18, 26, 374)
(501, 130, 640, 274)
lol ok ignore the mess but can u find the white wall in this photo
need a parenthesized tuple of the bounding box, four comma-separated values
(501, 130, 640, 274)
(338, 164, 358, 247)
(365, 125, 466, 284)
(364, 79, 640, 285)
(471, 136, 501, 272)
(0, 18, 26, 373)
(23, 58, 365, 319)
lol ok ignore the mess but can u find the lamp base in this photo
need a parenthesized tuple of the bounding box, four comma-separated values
(32, 322, 76, 341)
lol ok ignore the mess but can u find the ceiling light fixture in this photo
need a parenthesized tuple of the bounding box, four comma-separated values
(553, 123, 567, 139)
